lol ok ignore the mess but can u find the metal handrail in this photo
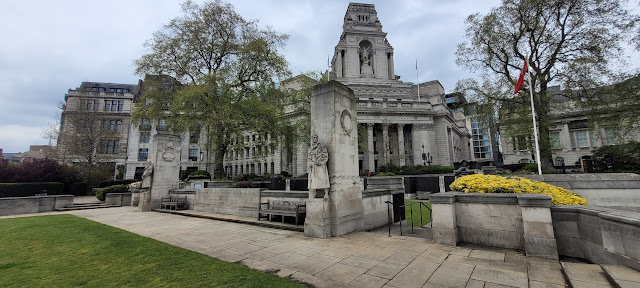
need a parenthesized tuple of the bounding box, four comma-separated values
(385, 200, 432, 237)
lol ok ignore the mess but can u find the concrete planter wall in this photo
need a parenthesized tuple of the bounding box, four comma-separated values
(105, 193, 132, 206)
(0, 195, 73, 216)
(551, 206, 640, 270)
(430, 192, 559, 260)
(193, 188, 262, 217)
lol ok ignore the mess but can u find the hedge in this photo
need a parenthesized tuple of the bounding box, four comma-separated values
(0, 182, 65, 198)
(65, 182, 88, 196)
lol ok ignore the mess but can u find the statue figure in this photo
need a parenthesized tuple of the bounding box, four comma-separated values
(359, 46, 374, 77)
(142, 161, 154, 188)
(454, 160, 475, 178)
(307, 135, 330, 198)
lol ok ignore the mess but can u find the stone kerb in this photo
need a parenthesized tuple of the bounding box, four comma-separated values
(430, 192, 558, 259)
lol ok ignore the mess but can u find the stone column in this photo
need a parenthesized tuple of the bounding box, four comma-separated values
(367, 123, 375, 172)
(305, 81, 364, 238)
(561, 122, 571, 151)
(518, 195, 559, 260)
(412, 124, 430, 165)
(429, 193, 459, 246)
(148, 133, 181, 209)
(397, 124, 406, 166)
(382, 123, 390, 165)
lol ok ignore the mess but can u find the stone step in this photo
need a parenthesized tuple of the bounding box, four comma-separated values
(601, 264, 640, 288)
(56, 203, 119, 211)
(561, 262, 613, 287)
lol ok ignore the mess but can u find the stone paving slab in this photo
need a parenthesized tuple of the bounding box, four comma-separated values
(0, 207, 591, 288)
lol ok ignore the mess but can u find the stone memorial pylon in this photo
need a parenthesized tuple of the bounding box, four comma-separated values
(138, 133, 180, 211)
(304, 81, 364, 238)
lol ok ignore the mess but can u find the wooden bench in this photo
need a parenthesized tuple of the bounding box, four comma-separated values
(160, 196, 187, 210)
(258, 200, 306, 225)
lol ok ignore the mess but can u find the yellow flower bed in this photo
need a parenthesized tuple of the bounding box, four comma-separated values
(449, 174, 588, 206)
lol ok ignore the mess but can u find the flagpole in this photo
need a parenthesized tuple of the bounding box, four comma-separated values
(527, 59, 543, 175)
(416, 59, 420, 101)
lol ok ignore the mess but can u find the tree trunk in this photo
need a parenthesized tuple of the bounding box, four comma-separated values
(536, 85, 555, 171)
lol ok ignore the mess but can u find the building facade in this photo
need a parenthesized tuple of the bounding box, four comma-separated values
(57, 82, 140, 178)
(500, 87, 640, 171)
(331, 3, 471, 173)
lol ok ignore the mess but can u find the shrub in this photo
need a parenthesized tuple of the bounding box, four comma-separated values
(98, 179, 137, 188)
(0, 182, 65, 198)
(65, 182, 88, 196)
(375, 172, 396, 176)
(96, 184, 129, 201)
(522, 163, 538, 172)
(591, 141, 640, 173)
(450, 174, 588, 206)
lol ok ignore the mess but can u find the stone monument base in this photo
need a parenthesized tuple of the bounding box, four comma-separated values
(138, 190, 151, 212)
(330, 186, 364, 237)
(304, 198, 331, 238)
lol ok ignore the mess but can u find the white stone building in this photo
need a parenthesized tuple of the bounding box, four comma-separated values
(331, 3, 471, 173)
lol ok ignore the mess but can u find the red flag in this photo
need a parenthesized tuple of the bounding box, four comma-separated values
(514, 59, 528, 94)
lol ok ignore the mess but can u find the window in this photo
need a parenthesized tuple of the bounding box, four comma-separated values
(189, 129, 200, 144)
(157, 119, 166, 131)
(140, 119, 151, 131)
(570, 130, 588, 148)
(104, 100, 111, 111)
(604, 128, 618, 145)
(245, 147, 249, 158)
(549, 131, 561, 149)
(189, 148, 198, 161)
(117, 100, 123, 111)
(140, 132, 150, 143)
(138, 148, 148, 161)
(101, 140, 119, 154)
(513, 135, 529, 151)
(116, 120, 122, 132)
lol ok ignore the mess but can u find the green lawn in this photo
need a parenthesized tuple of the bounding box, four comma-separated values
(0, 215, 302, 288)
(404, 200, 432, 227)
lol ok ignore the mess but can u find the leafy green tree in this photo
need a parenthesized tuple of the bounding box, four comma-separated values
(591, 141, 640, 173)
(456, 0, 639, 169)
(133, 0, 290, 178)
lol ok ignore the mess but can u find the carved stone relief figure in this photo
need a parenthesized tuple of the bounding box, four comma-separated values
(307, 135, 330, 198)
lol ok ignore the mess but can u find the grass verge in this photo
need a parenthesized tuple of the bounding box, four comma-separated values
(0, 214, 302, 288)
(404, 200, 432, 227)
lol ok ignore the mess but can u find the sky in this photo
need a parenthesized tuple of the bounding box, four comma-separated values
(0, 0, 637, 153)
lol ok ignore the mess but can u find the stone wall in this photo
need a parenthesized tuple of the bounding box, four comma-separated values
(105, 193, 132, 206)
(192, 188, 262, 217)
(521, 173, 640, 212)
(0, 195, 73, 216)
(430, 192, 558, 259)
(362, 189, 393, 231)
(168, 190, 196, 210)
(551, 206, 640, 270)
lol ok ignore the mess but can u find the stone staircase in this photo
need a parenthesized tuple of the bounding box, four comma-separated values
(561, 262, 640, 288)
(55, 202, 119, 211)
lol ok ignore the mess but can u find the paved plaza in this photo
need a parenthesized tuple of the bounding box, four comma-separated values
(33, 207, 567, 288)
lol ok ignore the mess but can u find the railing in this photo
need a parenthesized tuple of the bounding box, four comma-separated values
(384, 200, 432, 237)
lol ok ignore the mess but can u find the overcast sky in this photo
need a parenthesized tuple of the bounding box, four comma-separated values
(0, 0, 637, 153)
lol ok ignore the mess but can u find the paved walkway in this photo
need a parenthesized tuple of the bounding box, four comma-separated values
(57, 207, 568, 288)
